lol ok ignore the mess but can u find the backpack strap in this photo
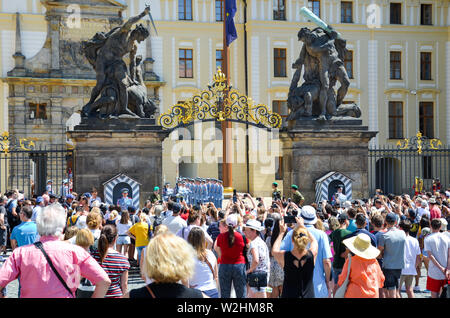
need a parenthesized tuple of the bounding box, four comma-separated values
(33, 242, 75, 297)
(145, 285, 156, 298)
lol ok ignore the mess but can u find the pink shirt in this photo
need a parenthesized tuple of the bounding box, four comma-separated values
(0, 236, 109, 298)
(430, 205, 441, 220)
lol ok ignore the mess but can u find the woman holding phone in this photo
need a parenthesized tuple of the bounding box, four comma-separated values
(272, 216, 318, 298)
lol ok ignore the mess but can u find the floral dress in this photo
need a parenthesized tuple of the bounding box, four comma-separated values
(266, 236, 284, 287)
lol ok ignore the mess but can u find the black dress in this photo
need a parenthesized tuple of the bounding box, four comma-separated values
(129, 282, 204, 298)
(281, 250, 315, 298)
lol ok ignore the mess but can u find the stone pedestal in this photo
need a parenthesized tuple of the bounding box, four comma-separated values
(67, 118, 169, 207)
(281, 119, 377, 204)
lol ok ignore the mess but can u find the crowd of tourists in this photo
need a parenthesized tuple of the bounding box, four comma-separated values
(0, 180, 449, 298)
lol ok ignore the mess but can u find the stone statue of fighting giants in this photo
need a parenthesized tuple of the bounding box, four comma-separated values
(288, 8, 361, 121)
(81, 5, 156, 118)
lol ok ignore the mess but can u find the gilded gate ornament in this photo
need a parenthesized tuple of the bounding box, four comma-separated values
(158, 67, 282, 130)
(396, 131, 442, 154)
(0, 131, 35, 154)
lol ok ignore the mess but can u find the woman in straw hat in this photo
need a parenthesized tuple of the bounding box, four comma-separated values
(336, 233, 385, 298)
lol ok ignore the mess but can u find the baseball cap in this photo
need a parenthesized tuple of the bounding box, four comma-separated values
(154, 186, 160, 191)
(66, 194, 75, 199)
(343, 201, 352, 209)
(272, 182, 278, 187)
(226, 214, 238, 227)
(36, 196, 44, 204)
(291, 184, 298, 190)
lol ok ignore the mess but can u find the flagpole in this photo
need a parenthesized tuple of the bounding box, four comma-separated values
(222, 0, 233, 195)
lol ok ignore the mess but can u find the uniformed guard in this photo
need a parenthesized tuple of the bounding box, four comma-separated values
(60, 179, 69, 197)
(291, 184, 305, 207)
(193, 178, 201, 205)
(272, 182, 281, 201)
(217, 179, 224, 208)
(209, 179, 216, 206)
(149, 186, 161, 204)
(117, 188, 133, 213)
(46, 180, 54, 195)
(201, 179, 208, 204)
(162, 182, 174, 202)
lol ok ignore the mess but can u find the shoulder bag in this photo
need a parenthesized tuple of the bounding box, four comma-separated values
(334, 254, 352, 298)
(33, 242, 75, 298)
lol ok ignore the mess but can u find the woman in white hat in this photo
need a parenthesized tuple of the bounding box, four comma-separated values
(243, 219, 270, 298)
(336, 233, 385, 298)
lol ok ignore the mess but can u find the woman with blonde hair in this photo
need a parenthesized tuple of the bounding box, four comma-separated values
(187, 227, 219, 298)
(75, 229, 96, 298)
(272, 217, 318, 298)
(125, 233, 205, 298)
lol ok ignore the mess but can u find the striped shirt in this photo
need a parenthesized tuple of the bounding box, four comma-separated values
(92, 250, 130, 298)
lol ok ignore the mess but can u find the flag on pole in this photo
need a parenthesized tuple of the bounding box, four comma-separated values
(225, 0, 237, 46)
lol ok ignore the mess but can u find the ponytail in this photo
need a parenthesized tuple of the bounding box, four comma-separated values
(98, 234, 108, 264)
(97, 224, 118, 264)
(227, 225, 235, 247)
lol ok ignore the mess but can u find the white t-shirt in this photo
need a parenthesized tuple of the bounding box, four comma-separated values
(417, 207, 430, 219)
(117, 221, 132, 236)
(401, 235, 421, 276)
(162, 215, 187, 234)
(424, 232, 450, 280)
(189, 250, 217, 292)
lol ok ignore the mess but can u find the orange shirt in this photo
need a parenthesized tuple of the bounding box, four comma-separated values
(338, 255, 385, 298)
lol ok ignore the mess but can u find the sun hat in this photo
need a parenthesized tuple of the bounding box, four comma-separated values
(343, 201, 352, 209)
(421, 227, 431, 236)
(429, 197, 436, 204)
(226, 213, 238, 227)
(343, 233, 380, 260)
(243, 219, 264, 232)
(300, 205, 317, 225)
(154, 205, 164, 216)
(439, 218, 448, 231)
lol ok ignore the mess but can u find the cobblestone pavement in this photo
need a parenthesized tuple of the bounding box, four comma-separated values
(0, 248, 432, 298)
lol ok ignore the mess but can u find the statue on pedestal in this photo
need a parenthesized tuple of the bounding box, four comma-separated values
(288, 8, 361, 122)
(81, 5, 156, 119)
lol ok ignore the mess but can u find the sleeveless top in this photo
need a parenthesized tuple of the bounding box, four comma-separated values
(281, 250, 315, 298)
(129, 282, 204, 298)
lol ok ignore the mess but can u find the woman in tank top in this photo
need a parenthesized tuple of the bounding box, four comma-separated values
(272, 217, 318, 298)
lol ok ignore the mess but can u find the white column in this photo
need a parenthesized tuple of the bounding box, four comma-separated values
(202, 0, 207, 22)
(329, 2, 334, 24)
(209, 38, 212, 79)
(355, 0, 359, 24)
(368, 40, 379, 146)
(172, 37, 176, 87)
(251, 36, 260, 103)
(194, 0, 199, 21)
(165, 0, 169, 20)
(196, 38, 201, 87)
(446, 42, 450, 145)
(252, 0, 257, 20)
(261, 0, 265, 20)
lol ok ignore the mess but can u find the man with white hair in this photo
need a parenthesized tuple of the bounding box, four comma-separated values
(0, 204, 111, 298)
(417, 200, 430, 219)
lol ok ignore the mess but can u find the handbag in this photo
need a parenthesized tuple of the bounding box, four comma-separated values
(334, 254, 352, 298)
(247, 271, 268, 289)
(33, 242, 75, 297)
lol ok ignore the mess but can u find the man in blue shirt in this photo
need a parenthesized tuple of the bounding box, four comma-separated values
(10, 206, 38, 249)
(280, 205, 332, 298)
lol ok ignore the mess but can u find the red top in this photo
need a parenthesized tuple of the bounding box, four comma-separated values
(430, 205, 441, 220)
(216, 231, 246, 264)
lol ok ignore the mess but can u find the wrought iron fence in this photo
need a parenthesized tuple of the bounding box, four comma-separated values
(368, 145, 450, 196)
(0, 144, 73, 198)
